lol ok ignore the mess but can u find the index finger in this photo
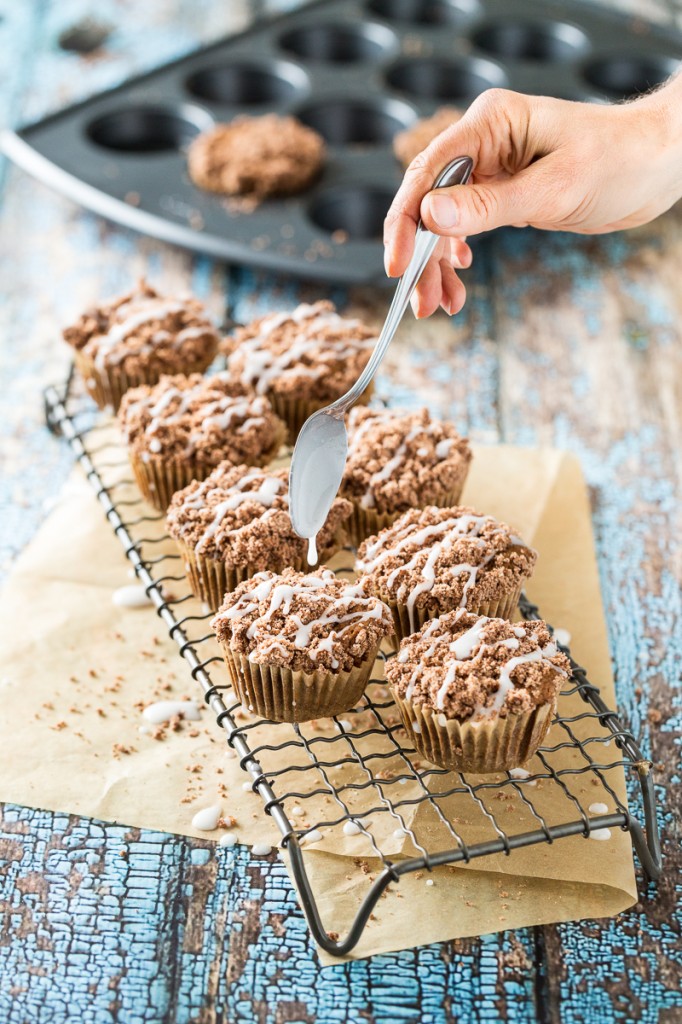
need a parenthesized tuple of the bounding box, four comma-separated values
(383, 112, 486, 277)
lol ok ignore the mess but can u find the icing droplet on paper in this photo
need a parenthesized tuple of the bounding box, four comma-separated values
(343, 820, 362, 836)
(589, 828, 612, 841)
(553, 628, 571, 647)
(251, 842, 272, 856)
(219, 833, 238, 848)
(192, 804, 222, 831)
(142, 700, 201, 725)
(112, 584, 153, 608)
(589, 802, 609, 814)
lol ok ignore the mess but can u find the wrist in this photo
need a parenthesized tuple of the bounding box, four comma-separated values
(632, 72, 682, 191)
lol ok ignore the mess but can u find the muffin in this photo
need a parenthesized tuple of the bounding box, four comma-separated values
(167, 462, 353, 611)
(211, 567, 393, 723)
(187, 114, 325, 199)
(393, 107, 464, 168)
(385, 610, 570, 772)
(340, 406, 472, 546)
(224, 300, 376, 440)
(63, 280, 220, 411)
(118, 372, 286, 510)
(357, 505, 537, 642)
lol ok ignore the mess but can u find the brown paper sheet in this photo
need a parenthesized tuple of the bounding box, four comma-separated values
(0, 440, 637, 961)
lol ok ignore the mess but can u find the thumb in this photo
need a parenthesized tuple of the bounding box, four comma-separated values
(420, 172, 545, 236)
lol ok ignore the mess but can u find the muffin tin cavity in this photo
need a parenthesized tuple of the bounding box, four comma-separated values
(472, 19, 589, 62)
(279, 21, 397, 64)
(582, 54, 680, 100)
(367, 0, 480, 26)
(296, 97, 415, 145)
(386, 55, 508, 102)
(86, 104, 212, 153)
(309, 185, 393, 240)
(185, 59, 308, 106)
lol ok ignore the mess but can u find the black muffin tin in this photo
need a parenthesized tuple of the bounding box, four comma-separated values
(3, 0, 681, 283)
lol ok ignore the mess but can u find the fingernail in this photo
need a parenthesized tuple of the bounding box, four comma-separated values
(410, 292, 419, 318)
(428, 194, 458, 229)
(384, 246, 392, 276)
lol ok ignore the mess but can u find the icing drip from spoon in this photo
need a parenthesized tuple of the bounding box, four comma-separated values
(307, 535, 318, 566)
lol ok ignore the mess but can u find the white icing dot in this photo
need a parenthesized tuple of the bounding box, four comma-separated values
(251, 843, 272, 856)
(412, 720, 421, 733)
(343, 820, 362, 836)
(138, 725, 149, 735)
(589, 828, 612, 841)
(290, 805, 304, 817)
(509, 767, 537, 786)
(142, 700, 201, 725)
(301, 829, 322, 845)
(192, 804, 222, 831)
(425, 879, 434, 887)
(242, 781, 253, 792)
(589, 802, 609, 814)
(112, 584, 153, 608)
(393, 827, 407, 840)
(554, 628, 571, 647)
(219, 833, 238, 848)
(224, 748, 237, 759)
(337, 720, 352, 733)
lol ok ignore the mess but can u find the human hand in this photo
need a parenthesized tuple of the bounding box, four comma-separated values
(384, 75, 682, 318)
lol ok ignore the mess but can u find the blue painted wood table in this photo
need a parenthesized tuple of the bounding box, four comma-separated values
(0, 1, 680, 1021)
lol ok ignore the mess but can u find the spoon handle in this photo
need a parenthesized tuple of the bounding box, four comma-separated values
(334, 155, 473, 412)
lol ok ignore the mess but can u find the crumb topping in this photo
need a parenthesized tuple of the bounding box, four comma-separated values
(341, 406, 471, 514)
(224, 301, 376, 401)
(167, 461, 352, 566)
(118, 372, 285, 465)
(63, 280, 220, 374)
(212, 567, 393, 674)
(386, 611, 570, 720)
(187, 115, 325, 198)
(393, 107, 464, 168)
(357, 506, 536, 616)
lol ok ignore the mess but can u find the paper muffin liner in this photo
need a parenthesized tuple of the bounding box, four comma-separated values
(347, 480, 468, 550)
(129, 428, 285, 511)
(392, 692, 556, 773)
(381, 582, 524, 648)
(174, 525, 349, 613)
(221, 644, 380, 723)
(74, 345, 217, 413)
(267, 382, 374, 444)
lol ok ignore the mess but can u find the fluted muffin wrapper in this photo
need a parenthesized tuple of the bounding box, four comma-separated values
(392, 692, 556, 773)
(74, 345, 217, 413)
(128, 426, 286, 511)
(268, 382, 373, 445)
(380, 582, 524, 648)
(174, 527, 349, 613)
(221, 645, 380, 724)
(346, 480, 468, 550)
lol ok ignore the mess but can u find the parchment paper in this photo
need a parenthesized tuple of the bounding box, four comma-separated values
(0, 440, 638, 961)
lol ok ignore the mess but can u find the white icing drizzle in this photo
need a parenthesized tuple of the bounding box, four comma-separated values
(229, 302, 376, 395)
(359, 512, 528, 631)
(190, 470, 284, 555)
(142, 700, 201, 725)
(112, 584, 153, 608)
(307, 536, 318, 566)
(213, 569, 386, 662)
(192, 804, 222, 831)
(553, 627, 571, 647)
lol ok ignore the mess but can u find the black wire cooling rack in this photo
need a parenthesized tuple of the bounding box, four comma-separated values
(44, 369, 662, 955)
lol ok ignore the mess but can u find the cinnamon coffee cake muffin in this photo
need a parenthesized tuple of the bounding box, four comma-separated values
(119, 373, 286, 510)
(386, 611, 570, 772)
(167, 462, 353, 611)
(393, 107, 464, 168)
(63, 281, 220, 411)
(212, 567, 393, 722)
(340, 406, 472, 545)
(187, 114, 325, 199)
(224, 300, 377, 439)
(357, 505, 536, 642)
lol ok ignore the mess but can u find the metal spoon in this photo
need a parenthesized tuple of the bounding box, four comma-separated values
(289, 155, 474, 556)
